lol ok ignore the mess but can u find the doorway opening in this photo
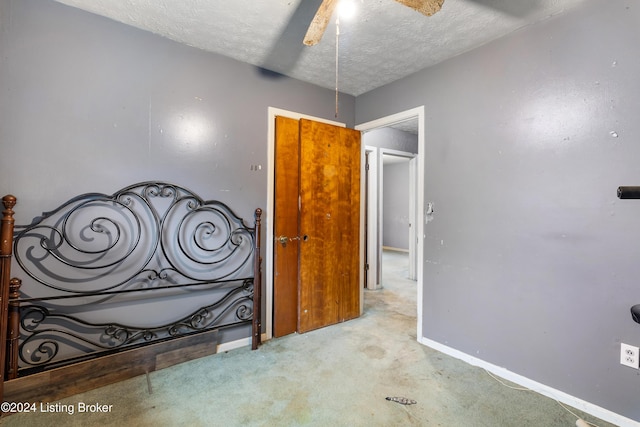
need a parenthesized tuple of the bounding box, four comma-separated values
(356, 106, 425, 341)
(364, 148, 417, 290)
(381, 152, 416, 279)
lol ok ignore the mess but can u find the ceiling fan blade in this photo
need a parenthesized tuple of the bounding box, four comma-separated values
(303, 0, 340, 46)
(394, 0, 445, 16)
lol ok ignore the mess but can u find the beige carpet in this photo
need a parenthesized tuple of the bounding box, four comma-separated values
(0, 251, 616, 426)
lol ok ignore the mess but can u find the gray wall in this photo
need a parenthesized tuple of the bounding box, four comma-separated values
(0, 0, 354, 343)
(362, 126, 418, 152)
(357, 0, 639, 421)
(383, 161, 410, 250)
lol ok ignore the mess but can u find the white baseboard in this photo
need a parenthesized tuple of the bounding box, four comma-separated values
(382, 246, 409, 253)
(216, 337, 250, 353)
(419, 337, 639, 427)
(216, 333, 269, 353)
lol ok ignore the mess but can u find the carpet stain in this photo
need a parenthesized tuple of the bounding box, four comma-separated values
(282, 390, 311, 424)
(363, 344, 387, 359)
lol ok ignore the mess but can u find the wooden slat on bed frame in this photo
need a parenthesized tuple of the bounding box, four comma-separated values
(4, 329, 219, 403)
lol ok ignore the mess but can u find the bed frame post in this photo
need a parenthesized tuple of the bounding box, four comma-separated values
(0, 195, 16, 406)
(252, 208, 262, 350)
(6, 278, 21, 380)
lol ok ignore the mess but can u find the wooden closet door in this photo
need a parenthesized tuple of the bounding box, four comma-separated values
(273, 116, 300, 337)
(298, 119, 361, 333)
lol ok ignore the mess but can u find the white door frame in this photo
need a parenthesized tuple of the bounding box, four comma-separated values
(265, 107, 355, 341)
(356, 106, 425, 341)
(364, 146, 380, 290)
(409, 155, 418, 280)
(365, 147, 417, 289)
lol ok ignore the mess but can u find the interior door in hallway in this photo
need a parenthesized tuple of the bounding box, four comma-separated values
(273, 117, 361, 336)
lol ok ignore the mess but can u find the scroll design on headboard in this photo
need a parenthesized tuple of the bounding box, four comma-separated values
(14, 182, 254, 296)
(18, 279, 253, 369)
(10, 182, 260, 373)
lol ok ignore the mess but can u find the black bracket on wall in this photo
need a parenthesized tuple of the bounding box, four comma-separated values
(632, 305, 640, 324)
(617, 186, 640, 199)
(617, 186, 640, 325)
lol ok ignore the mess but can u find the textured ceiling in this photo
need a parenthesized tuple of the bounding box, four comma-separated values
(54, 0, 587, 96)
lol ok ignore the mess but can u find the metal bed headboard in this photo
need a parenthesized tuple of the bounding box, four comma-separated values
(1, 182, 262, 379)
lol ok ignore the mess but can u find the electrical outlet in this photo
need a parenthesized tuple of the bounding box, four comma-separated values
(620, 343, 640, 369)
